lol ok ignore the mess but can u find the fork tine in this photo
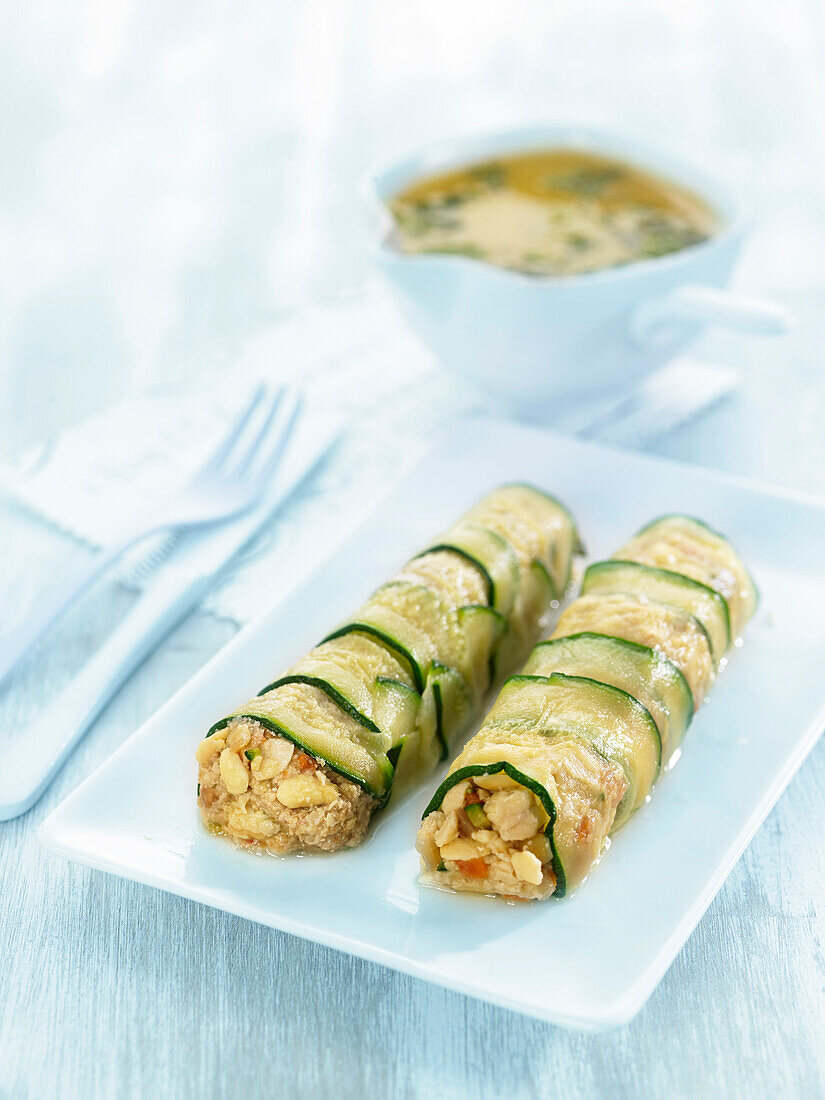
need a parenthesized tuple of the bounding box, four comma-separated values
(246, 388, 303, 489)
(225, 386, 286, 478)
(201, 382, 268, 475)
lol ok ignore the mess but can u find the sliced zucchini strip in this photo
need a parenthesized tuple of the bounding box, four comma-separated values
(552, 592, 714, 708)
(325, 580, 460, 693)
(487, 673, 661, 824)
(417, 513, 755, 899)
(420, 670, 659, 896)
(265, 632, 414, 737)
(420, 521, 521, 613)
(525, 632, 692, 761)
(463, 482, 578, 597)
(397, 549, 488, 611)
(582, 560, 730, 665)
(212, 681, 394, 801)
(619, 514, 758, 641)
(458, 603, 507, 697)
(199, 482, 580, 847)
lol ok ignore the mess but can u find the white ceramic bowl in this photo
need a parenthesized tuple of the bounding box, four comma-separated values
(366, 125, 791, 414)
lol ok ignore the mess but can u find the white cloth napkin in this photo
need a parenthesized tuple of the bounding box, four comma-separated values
(0, 288, 737, 624)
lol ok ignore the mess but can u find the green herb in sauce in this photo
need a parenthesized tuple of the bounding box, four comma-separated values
(545, 166, 623, 196)
(469, 163, 507, 188)
(389, 149, 717, 277)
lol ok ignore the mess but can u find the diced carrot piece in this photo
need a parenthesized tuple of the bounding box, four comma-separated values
(455, 857, 487, 879)
(575, 811, 594, 842)
(296, 752, 315, 771)
(464, 789, 484, 806)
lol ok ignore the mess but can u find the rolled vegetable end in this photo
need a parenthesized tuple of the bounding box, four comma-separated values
(198, 483, 581, 855)
(417, 746, 627, 900)
(417, 513, 755, 900)
(196, 708, 376, 854)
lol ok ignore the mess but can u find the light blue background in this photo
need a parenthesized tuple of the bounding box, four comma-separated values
(1, 1, 823, 1096)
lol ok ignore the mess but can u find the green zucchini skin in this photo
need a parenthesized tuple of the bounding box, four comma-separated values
(499, 482, 585, 558)
(424, 761, 566, 896)
(488, 672, 662, 823)
(430, 662, 474, 760)
(551, 591, 714, 709)
(207, 713, 393, 804)
(323, 580, 456, 694)
(422, 671, 660, 895)
(420, 522, 520, 613)
(418, 513, 755, 899)
(461, 483, 580, 600)
(418, 545, 495, 606)
(376, 678, 421, 776)
(637, 512, 728, 540)
(255, 630, 419, 739)
(457, 603, 508, 696)
(203, 482, 580, 815)
(324, 621, 426, 692)
(620, 514, 759, 639)
(582, 559, 731, 664)
(526, 632, 693, 761)
(261, 676, 381, 732)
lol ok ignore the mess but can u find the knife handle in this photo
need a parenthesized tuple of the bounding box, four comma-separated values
(0, 567, 216, 821)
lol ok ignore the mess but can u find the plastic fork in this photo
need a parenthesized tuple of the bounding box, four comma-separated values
(0, 383, 302, 687)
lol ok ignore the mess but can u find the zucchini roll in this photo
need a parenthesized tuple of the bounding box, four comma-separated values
(196, 484, 579, 854)
(416, 515, 755, 900)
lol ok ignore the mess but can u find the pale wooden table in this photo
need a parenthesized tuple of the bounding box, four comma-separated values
(1, 306, 824, 1098)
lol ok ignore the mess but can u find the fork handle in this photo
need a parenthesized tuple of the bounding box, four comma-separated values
(0, 565, 212, 821)
(0, 529, 149, 688)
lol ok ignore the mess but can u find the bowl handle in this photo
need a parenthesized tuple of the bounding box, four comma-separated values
(630, 285, 794, 346)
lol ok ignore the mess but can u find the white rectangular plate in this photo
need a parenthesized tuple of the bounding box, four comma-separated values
(40, 417, 825, 1030)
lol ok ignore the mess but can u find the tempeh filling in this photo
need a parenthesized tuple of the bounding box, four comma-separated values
(196, 717, 375, 854)
(416, 775, 558, 901)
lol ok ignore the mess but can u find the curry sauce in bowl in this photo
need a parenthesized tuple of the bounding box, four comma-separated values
(369, 127, 785, 412)
(388, 149, 719, 278)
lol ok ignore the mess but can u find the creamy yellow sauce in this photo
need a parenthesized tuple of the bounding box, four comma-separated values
(389, 149, 718, 277)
